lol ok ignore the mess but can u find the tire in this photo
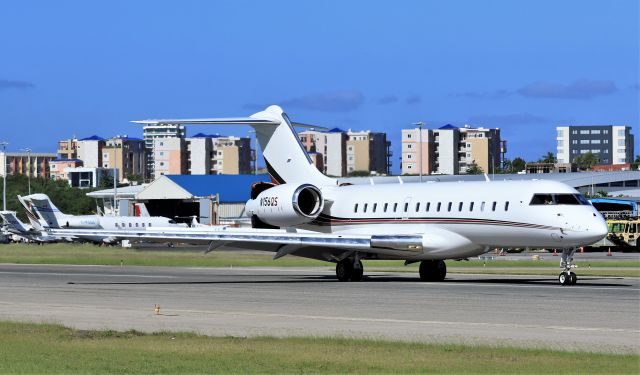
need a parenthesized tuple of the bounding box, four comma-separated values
(351, 262, 364, 282)
(569, 272, 577, 285)
(419, 260, 447, 282)
(336, 260, 352, 282)
(559, 272, 568, 285)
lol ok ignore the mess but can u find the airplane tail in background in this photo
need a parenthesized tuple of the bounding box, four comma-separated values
(133, 105, 335, 186)
(0, 211, 31, 234)
(19, 194, 67, 228)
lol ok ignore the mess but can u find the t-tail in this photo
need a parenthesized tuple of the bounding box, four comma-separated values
(133, 105, 335, 186)
(0, 211, 31, 234)
(19, 194, 67, 228)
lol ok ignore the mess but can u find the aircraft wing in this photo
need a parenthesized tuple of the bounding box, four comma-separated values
(46, 227, 427, 260)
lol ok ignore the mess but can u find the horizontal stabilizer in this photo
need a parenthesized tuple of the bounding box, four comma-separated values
(131, 117, 279, 126)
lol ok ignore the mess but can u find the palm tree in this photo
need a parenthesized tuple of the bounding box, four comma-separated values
(540, 152, 557, 164)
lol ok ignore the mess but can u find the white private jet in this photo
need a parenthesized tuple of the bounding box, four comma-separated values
(19, 193, 183, 243)
(48, 105, 607, 285)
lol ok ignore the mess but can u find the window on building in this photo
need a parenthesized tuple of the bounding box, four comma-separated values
(591, 139, 600, 144)
(591, 129, 601, 134)
(408, 154, 412, 159)
(603, 130, 609, 134)
(572, 140, 577, 144)
(580, 140, 589, 144)
(579, 130, 589, 134)
(407, 144, 412, 149)
(618, 129, 625, 137)
(407, 134, 412, 139)
(557, 129, 564, 137)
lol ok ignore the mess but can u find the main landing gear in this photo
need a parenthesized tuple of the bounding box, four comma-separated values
(558, 248, 578, 286)
(336, 258, 364, 282)
(419, 260, 447, 282)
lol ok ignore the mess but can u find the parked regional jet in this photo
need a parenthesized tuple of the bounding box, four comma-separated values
(19, 193, 183, 243)
(0, 211, 60, 242)
(47, 105, 608, 285)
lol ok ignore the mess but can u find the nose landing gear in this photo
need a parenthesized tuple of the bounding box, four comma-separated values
(558, 248, 578, 286)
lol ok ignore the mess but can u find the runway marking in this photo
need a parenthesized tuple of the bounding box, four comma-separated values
(0, 300, 635, 335)
(0, 271, 176, 279)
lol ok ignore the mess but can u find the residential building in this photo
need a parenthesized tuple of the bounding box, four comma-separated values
(101, 136, 146, 182)
(0, 152, 57, 178)
(50, 159, 83, 180)
(556, 125, 635, 165)
(401, 128, 433, 175)
(153, 137, 187, 178)
(57, 138, 78, 159)
(186, 133, 251, 175)
(431, 124, 501, 175)
(433, 125, 460, 174)
(76, 135, 105, 168)
(346, 130, 388, 175)
(66, 167, 115, 188)
(299, 128, 347, 177)
(143, 123, 186, 180)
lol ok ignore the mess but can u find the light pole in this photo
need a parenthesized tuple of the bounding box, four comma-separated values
(0, 141, 8, 211)
(413, 122, 425, 182)
(113, 140, 118, 215)
(20, 148, 31, 195)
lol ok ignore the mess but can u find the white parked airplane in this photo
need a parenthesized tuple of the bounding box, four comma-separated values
(48, 105, 608, 285)
(19, 193, 183, 243)
(0, 211, 60, 243)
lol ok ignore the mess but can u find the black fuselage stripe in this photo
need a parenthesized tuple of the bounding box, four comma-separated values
(311, 215, 556, 230)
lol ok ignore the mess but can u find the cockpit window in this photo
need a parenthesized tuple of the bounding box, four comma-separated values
(530, 194, 590, 205)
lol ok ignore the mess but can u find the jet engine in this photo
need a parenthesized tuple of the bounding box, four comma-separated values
(246, 183, 324, 228)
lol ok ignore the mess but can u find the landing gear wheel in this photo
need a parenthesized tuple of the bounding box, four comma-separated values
(558, 272, 567, 285)
(336, 260, 353, 282)
(559, 271, 576, 286)
(569, 272, 577, 285)
(351, 260, 364, 282)
(419, 260, 447, 282)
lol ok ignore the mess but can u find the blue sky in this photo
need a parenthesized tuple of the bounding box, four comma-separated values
(1, 0, 638, 173)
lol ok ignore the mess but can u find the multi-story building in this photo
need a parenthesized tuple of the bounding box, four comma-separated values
(101, 136, 146, 182)
(0, 152, 57, 178)
(76, 135, 105, 168)
(401, 128, 433, 175)
(299, 128, 347, 177)
(346, 130, 388, 175)
(186, 133, 251, 175)
(153, 137, 187, 178)
(143, 124, 186, 180)
(57, 138, 78, 159)
(556, 125, 635, 165)
(50, 159, 83, 180)
(403, 124, 501, 175)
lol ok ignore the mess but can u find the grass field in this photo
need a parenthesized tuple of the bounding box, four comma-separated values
(1, 321, 638, 374)
(0, 243, 638, 277)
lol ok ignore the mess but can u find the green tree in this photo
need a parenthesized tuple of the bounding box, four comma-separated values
(465, 160, 484, 175)
(573, 152, 599, 171)
(511, 157, 526, 172)
(347, 170, 371, 177)
(539, 152, 557, 164)
(632, 155, 640, 170)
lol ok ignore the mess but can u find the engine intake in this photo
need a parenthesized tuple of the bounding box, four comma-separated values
(246, 183, 324, 227)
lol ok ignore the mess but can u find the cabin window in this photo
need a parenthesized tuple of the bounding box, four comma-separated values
(129, 223, 132, 227)
(437, 202, 441, 212)
(393, 203, 398, 212)
(425, 202, 430, 212)
(415, 202, 420, 212)
(469, 202, 474, 211)
(115, 223, 119, 228)
(354, 203, 358, 213)
(530, 194, 553, 205)
(530, 194, 587, 205)
(135, 223, 139, 227)
(373, 203, 377, 213)
(504, 201, 509, 211)
(492, 202, 497, 211)
(404, 203, 409, 212)
(363, 203, 368, 213)
(121, 223, 125, 228)
(148, 223, 152, 227)
(142, 223, 145, 227)
(383, 203, 388, 212)
(481, 202, 485, 211)
(447, 202, 452, 212)
(554, 194, 581, 205)
(458, 202, 463, 211)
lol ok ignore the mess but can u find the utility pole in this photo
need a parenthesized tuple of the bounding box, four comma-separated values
(413, 122, 425, 182)
(0, 141, 8, 211)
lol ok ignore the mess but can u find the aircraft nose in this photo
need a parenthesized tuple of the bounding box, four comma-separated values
(594, 217, 608, 240)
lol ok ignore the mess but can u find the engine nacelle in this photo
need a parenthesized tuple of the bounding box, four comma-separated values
(246, 183, 324, 227)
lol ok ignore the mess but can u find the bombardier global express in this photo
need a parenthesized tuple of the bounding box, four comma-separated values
(48, 105, 608, 285)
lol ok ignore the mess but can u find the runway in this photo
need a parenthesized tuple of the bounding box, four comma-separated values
(0, 264, 638, 353)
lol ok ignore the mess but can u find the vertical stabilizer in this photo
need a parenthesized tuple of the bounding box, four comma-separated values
(20, 194, 67, 228)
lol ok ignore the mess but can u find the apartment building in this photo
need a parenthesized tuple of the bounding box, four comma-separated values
(0, 152, 57, 178)
(153, 137, 187, 178)
(101, 136, 146, 182)
(401, 128, 433, 175)
(346, 130, 389, 175)
(143, 123, 186, 179)
(50, 159, 83, 180)
(57, 138, 78, 159)
(186, 133, 251, 175)
(76, 135, 105, 168)
(402, 124, 501, 175)
(556, 125, 635, 165)
(299, 128, 347, 177)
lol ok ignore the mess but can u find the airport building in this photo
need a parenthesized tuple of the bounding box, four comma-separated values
(401, 124, 502, 175)
(556, 125, 635, 165)
(0, 151, 57, 178)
